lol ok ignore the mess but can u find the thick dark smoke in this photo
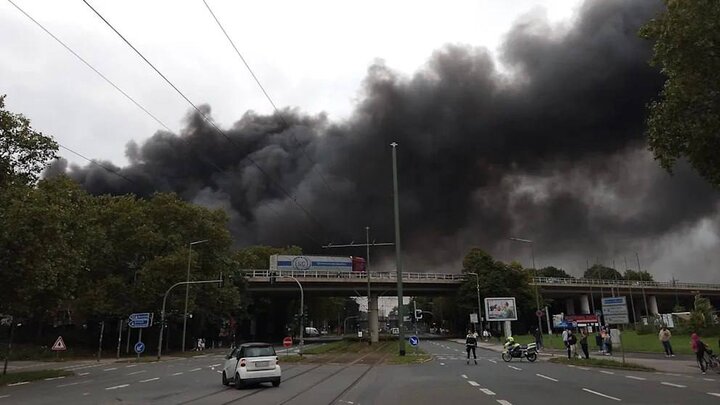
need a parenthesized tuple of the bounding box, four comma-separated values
(51, 0, 720, 281)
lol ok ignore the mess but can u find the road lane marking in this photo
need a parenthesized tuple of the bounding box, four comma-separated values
(480, 388, 496, 395)
(468, 381, 480, 387)
(125, 365, 137, 368)
(189, 368, 202, 372)
(78, 372, 90, 376)
(496, 401, 512, 405)
(661, 382, 686, 388)
(103, 368, 117, 371)
(461, 374, 468, 379)
(488, 359, 497, 364)
(568, 365, 576, 368)
(708, 393, 720, 398)
(440, 363, 445, 366)
(139, 377, 159, 383)
(600, 371, 615, 375)
(704, 378, 716, 382)
(58, 380, 92, 388)
(578, 367, 590, 371)
(44, 376, 65, 381)
(7, 382, 29, 387)
(105, 384, 129, 390)
(193, 354, 208, 358)
(216, 370, 222, 374)
(0, 395, 9, 399)
(626, 376, 646, 381)
(210, 363, 221, 367)
(508, 366, 522, 371)
(536, 374, 558, 382)
(127, 370, 147, 376)
(172, 372, 184, 376)
(582, 388, 621, 401)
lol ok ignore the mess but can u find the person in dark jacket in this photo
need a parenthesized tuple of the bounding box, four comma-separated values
(466, 330, 478, 365)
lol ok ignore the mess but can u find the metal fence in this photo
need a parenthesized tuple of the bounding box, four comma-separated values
(244, 270, 465, 282)
(531, 276, 720, 291)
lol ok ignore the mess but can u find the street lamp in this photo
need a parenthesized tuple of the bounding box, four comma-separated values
(182, 239, 208, 352)
(391, 142, 406, 356)
(465, 273, 483, 331)
(278, 274, 305, 357)
(508, 237, 543, 340)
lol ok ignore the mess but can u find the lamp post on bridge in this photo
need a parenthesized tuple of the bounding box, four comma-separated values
(509, 237, 543, 342)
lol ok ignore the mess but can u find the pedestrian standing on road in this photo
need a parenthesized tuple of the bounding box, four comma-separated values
(567, 330, 578, 359)
(604, 329, 613, 356)
(659, 326, 674, 357)
(482, 329, 490, 342)
(562, 327, 570, 356)
(595, 330, 604, 353)
(533, 327, 543, 351)
(691, 333, 707, 374)
(580, 328, 590, 359)
(466, 330, 478, 365)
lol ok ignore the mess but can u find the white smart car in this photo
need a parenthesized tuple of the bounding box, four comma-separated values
(222, 343, 281, 388)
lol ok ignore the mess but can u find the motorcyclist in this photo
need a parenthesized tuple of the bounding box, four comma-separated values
(504, 336, 521, 356)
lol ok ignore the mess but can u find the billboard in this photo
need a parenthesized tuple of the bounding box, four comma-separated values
(484, 297, 518, 321)
(270, 255, 354, 272)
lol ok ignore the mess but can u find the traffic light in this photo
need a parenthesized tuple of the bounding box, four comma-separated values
(415, 309, 423, 321)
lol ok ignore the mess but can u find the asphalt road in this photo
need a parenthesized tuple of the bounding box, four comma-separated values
(1, 340, 719, 404)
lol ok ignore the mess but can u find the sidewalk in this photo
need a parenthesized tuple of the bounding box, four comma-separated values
(453, 339, 701, 375)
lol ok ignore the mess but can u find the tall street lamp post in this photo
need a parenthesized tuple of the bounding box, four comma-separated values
(391, 142, 406, 356)
(465, 273, 483, 331)
(509, 237, 543, 341)
(182, 239, 208, 352)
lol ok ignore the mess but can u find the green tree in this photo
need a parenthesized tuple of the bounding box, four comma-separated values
(688, 294, 715, 332)
(639, 1, 720, 186)
(536, 266, 573, 278)
(583, 264, 623, 280)
(0, 95, 58, 187)
(234, 245, 302, 269)
(624, 269, 654, 281)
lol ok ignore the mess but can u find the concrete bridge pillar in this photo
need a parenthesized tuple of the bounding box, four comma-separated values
(649, 295, 660, 315)
(580, 295, 591, 314)
(565, 298, 576, 315)
(368, 294, 379, 343)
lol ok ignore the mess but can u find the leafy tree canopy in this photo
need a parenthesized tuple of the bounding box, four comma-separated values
(624, 269, 654, 281)
(536, 266, 574, 278)
(583, 264, 623, 280)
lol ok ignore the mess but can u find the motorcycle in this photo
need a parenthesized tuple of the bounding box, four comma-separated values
(502, 342, 538, 362)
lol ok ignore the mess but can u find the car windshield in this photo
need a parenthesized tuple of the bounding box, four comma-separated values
(244, 346, 275, 357)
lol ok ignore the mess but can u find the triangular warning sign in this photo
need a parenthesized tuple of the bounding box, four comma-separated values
(52, 336, 67, 351)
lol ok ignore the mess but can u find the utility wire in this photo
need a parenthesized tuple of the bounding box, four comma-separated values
(58, 144, 137, 184)
(6, 0, 172, 133)
(81, 0, 329, 239)
(201, 0, 336, 194)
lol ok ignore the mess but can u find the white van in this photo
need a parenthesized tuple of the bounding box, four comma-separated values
(304, 327, 320, 337)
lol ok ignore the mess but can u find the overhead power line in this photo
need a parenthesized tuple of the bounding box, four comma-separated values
(81, 0, 330, 239)
(6, 0, 172, 133)
(58, 144, 137, 185)
(201, 0, 336, 194)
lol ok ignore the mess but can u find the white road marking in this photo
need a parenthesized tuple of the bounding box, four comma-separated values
(78, 372, 90, 376)
(480, 388, 496, 395)
(661, 382, 686, 388)
(582, 388, 621, 401)
(193, 354, 208, 358)
(44, 376, 65, 381)
(210, 363, 221, 367)
(105, 384, 129, 390)
(488, 359, 497, 364)
(127, 370, 147, 376)
(461, 374, 468, 379)
(536, 373, 558, 382)
(568, 365, 576, 368)
(468, 381, 480, 387)
(708, 393, 720, 398)
(704, 378, 716, 382)
(7, 382, 29, 387)
(58, 380, 92, 388)
(125, 364, 137, 368)
(189, 368, 202, 372)
(103, 368, 118, 372)
(0, 395, 9, 399)
(578, 367, 590, 371)
(140, 377, 160, 383)
(508, 366, 522, 371)
(600, 371, 615, 375)
(172, 372, 184, 376)
(216, 370, 222, 374)
(496, 400, 512, 405)
(625, 376, 645, 381)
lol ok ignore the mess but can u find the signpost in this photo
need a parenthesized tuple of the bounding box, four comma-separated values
(134, 341, 145, 354)
(469, 313, 479, 324)
(601, 297, 628, 364)
(128, 313, 153, 329)
(283, 336, 293, 356)
(52, 336, 66, 359)
(408, 335, 419, 347)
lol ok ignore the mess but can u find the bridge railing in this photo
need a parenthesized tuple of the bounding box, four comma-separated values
(532, 276, 720, 291)
(244, 270, 465, 282)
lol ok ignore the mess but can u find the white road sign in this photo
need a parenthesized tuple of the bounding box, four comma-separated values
(601, 297, 629, 325)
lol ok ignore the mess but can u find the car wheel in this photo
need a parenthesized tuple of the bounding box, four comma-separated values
(527, 353, 538, 362)
(235, 373, 244, 389)
(501, 352, 512, 362)
(222, 371, 229, 386)
(272, 378, 281, 387)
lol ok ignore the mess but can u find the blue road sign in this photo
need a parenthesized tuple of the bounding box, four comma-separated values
(134, 341, 145, 354)
(128, 313, 152, 329)
(408, 335, 419, 347)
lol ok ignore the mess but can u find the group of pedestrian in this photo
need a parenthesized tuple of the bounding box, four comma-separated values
(596, 327, 613, 355)
(561, 327, 590, 359)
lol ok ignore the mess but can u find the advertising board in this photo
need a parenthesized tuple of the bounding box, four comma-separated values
(484, 297, 518, 321)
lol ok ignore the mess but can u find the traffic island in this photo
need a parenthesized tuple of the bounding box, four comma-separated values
(548, 357, 655, 372)
(0, 369, 74, 387)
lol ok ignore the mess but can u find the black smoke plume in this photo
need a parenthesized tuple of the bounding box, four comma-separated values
(52, 0, 720, 281)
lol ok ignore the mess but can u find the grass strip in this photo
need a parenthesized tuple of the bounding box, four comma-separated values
(0, 369, 74, 386)
(548, 357, 655, 371)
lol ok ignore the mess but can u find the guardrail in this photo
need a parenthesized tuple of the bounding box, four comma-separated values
(244, 270, 465, 282)
(532, 276, 720, 291)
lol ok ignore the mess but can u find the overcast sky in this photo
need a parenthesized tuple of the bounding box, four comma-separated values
(2, 0, 581, 167)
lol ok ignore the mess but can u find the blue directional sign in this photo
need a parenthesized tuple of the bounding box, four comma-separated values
(408, 335, 419, 347)
(134, 341, 145, 354)
(128, 312, 152, 329)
